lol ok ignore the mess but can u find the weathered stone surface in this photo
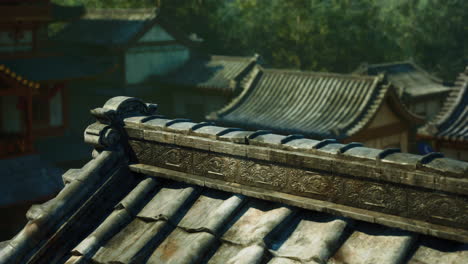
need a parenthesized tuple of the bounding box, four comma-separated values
(147, 228, 216, 264)
(127, 138, 468, 237)
(409, 243, 468, 264)
(270, 213, 349, 263)
(221, 200, 294, 245)
(137, 183, 198, 221)
(5, 96, 468, 264)
(178, 191, 245, 233)
(328, 224, 416, 264)
(207, 243, 266, 264)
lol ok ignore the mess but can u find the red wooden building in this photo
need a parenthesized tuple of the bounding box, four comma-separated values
(0, 0, 85, 240)
(0, 64, 37, 158)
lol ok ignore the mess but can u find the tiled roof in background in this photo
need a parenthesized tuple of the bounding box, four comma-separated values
(354, 61, 452, 99)
(419, 67, 468, 142)
(53, 19, 152, 46)
(209, 67, 412, 139)
(51, 8, 196, 49)
(159, 55, 258, 93)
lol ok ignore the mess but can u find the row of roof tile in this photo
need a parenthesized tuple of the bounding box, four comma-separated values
(206, 66, 422, 139)
(2, 156, 467, 263)
(418, 67, 467, 142)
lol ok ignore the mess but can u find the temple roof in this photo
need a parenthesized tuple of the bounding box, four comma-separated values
(1, 96, 467, 263)
(354, 61, 452, 99)
(158, 55, 258, 93)
(52, 8, 195, 49)
(208, 67, 421, 139)
(0, 56, 119, 82)
(54, 19, 151, 46)
(419, 67, 468, 142)
(0, 64, 40, 89)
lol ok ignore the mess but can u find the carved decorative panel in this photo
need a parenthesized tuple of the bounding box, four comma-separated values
(238, 160, 288, 189)
(129, 140, 153, 164)
(343, 179, 406, 215)
(128, 139, 468, 231)
(409, 192, 468, 228)
(157, 146, 192, 172)
(193, 152, 238, 181)
(288, 170, 341, 200)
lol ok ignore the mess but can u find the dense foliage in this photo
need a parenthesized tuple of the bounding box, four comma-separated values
(54, 0, 467, 80)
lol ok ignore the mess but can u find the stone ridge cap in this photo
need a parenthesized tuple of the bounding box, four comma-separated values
(122, 115, 468, 181)
(86, 96, 467, 183)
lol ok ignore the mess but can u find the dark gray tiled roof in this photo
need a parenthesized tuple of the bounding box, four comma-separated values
(0, 56, 119, 81)
(1, 96, 466, 264)
(52, 8, 157, 46)
(2, 161, 467, 263)
(355, 61, 452, 98)
(51, 4, 85, 21)
(51, 8, 195, 48)
(159, 55, 258, 92)
(208, 67, 418, 139)
(53, 20, 150, 46)
(0, 155, 63, 207)
(419, 67, 468, 142)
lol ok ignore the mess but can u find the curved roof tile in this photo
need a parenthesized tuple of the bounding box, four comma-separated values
(419, 67, 468, 142)
(209, 67, 415, 139)
(159, 55, 258, 93)
(354, 60, 451, 98)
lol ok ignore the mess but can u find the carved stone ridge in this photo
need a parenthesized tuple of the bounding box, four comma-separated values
(86, 96, 158, 151)
(87, 96, 468, 242)
(90, 96, 157, 126)
(84, 122, 120, 148)
(127, 139, 468, 236)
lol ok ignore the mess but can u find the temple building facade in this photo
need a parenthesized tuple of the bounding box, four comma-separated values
(208, 67, 424, 152)
(51, 8, 260, 122)
(0, 0, 77, 240)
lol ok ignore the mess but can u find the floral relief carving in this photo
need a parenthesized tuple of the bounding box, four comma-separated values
(343, 180, 406, 215)
(409, 192, 468, 227)
(193, 152, 238, 181)
(128, 139, 468, 231)
(129, 140, 153, 164)
(151, 145, 192, 172)
(290, 171, 329, 194)
(240, 161, 287, 188)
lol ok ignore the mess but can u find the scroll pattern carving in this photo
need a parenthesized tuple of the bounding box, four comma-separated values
(409, 192, 468, 228)
(288, 170, 341, 199)
(157, 147, 191, 172)
(193, 152, 238, 180)
(343, 180, 406, 215)
(237, 160, 288, 189)
(129, 140, 153, 164)
(128, 140, 468, 229)
(129, 141, 191, 172)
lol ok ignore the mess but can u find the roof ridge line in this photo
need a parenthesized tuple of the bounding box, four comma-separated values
(206, 65, 262, 120)
(80, 96, 468, 243)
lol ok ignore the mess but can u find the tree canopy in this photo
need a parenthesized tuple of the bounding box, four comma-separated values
(53, 0, 467, 80)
